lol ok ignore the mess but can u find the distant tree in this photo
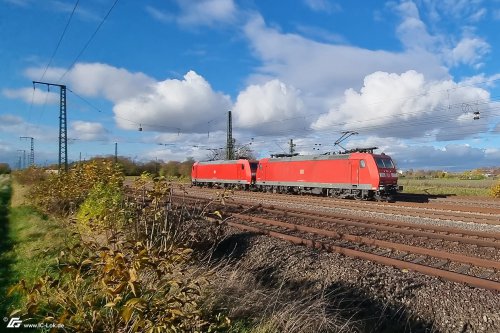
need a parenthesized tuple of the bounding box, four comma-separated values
(161, 161, 181, 178)
(204, 148, 225, 161)
(203, 140, 257, 161)
(143, 160, 162, 175)
(0, 163, 11, 174)
(178, 158, 195, 178)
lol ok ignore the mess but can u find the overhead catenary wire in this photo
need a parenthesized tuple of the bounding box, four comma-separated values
(40, 0, 80, 81)
(49, 74, 500, 161)
(58, 0, 121, 83)
(67, 88, 184, 133)
(25, 0, 79, 136)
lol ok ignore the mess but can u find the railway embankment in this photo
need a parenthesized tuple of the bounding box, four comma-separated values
(176, 186, 500, 333)
(3, 166, 499, 332)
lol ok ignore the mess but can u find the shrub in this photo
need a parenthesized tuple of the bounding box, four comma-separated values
(490, 181, 500, 198)
(0, 163, 11, 174)
(29, 160, 123, 216)
(9, 236, 230, 332)
(13, 167, 46, 185)
(10, 167, 231, 332)
(76, 181, 125, 237)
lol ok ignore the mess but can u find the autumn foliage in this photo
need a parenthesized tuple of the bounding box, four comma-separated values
(10, 161, 231, 332)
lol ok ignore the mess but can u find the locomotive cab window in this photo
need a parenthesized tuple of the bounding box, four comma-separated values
(360, 160, 366, 168)
(375, 157, 395, 169)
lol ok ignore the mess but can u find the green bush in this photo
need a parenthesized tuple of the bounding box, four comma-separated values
(76, 182, 125, 236)
(29, 160, 123, 216)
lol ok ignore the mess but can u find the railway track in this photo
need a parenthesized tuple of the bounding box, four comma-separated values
(185, 187, 500, 226)
(169, 190, 500, 291)
(225, 212, 500, 292)
(429, 196, 500, 210)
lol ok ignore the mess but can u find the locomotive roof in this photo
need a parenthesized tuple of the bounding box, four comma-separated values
(265, 152, 391, 162)
(267, 154, 351, 162)
(196, 159, 257, 165)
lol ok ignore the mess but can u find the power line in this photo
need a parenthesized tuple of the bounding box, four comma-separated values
(40, 0, 80, 81)
(67, 88, 184, 133)
(58, 0, 121, 82)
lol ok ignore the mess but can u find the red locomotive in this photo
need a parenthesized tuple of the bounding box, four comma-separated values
(191, 149, 401, 201)
(191, 159, 258, 189)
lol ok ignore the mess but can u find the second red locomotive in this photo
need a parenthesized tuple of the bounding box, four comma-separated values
(191, 150, 401, 201)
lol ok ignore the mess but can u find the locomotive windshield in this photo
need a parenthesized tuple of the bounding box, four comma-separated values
(375, 157, 395, 169)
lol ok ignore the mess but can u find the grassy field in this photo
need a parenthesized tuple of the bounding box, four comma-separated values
(0, 176, 71, 316)
(399, 177, 498, 197)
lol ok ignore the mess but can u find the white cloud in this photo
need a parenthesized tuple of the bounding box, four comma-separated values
(178, 0, 236, 26)
(393, 1, 490, 69)
(147, 0, 237, 27)
(70, 121, 108, 141)
(3, 0, 31, 6)
(24, 66, 66, 81)
(294, 24, 346, 43)
(243, 14, 448, 107)
(0, 114, 58, 143)
(394, 1, 440, 51)
(145, 5, 173, 23)
(494, 9, 500, 20)
(303, 0, 341, 13)
(447, 37, 490, 68)
(312, 70, 490, 141)
(469, 7, 486, 22)
(48, 0, 101, 21)
(389, 143, 496, 170)
(67, 63, 155, 103)
(141, 131, 228, 162)
(11, 63, 155, 105)
(10, 64, 231, 135)
(2, 87, 59, 105)
(113, 71, 231, 133)
(422, 0, 487, 23)
(0, 114, 23, 125)
(233, 80, 306, 135)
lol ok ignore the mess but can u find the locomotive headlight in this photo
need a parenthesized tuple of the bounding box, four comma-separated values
(391, 173, 398, 178)
(379, 172, 386, 177)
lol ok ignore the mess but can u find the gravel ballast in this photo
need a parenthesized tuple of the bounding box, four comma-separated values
(213, 226, 500, 333)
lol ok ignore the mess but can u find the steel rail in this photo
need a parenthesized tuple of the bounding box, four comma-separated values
(192, 187, 500, 222)
(172, 193, 500, 244)
(226, 218, 500, 292)
(232, 213, 500, 270)
(263, 208, 500, 248)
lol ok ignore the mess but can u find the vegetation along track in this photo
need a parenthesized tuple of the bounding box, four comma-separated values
(172, 188, 500, 291)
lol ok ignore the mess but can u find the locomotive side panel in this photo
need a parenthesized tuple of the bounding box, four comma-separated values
(192, 160, 253, 185)
(257, 155, 363, 188)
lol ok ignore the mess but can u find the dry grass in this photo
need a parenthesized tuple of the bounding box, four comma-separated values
(200, 256, 358, 333)
(10, 179, 30, 207)
(400, 178, 496, 196)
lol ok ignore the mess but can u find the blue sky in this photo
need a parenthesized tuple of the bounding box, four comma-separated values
(1, 0, 500, 171)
